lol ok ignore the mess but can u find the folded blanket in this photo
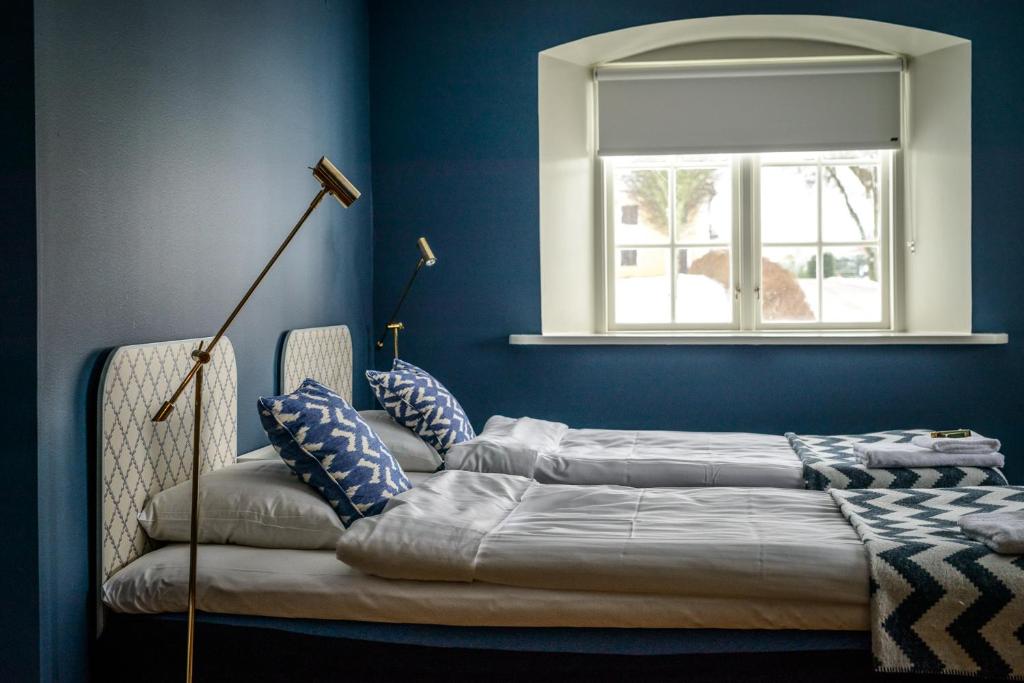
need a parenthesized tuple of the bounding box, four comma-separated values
(912, 433, 1001, 454)
(853, 442, 1005, 469)
(832, 486, 1024, 678)
(959, 511, 1024, 554)
(787, 430, 1008, 490)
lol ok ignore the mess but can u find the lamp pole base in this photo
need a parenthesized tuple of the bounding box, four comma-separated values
(386, 322, 404, 359)
(185, 357, 204, 683)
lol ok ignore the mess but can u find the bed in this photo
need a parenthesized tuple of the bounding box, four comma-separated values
(97, 325, 1022, 680)
(274, 325, 1005, 492)
(99, 326, 862, 624)
(446, 417, 1008, 491)
(445, 415, 805, 488)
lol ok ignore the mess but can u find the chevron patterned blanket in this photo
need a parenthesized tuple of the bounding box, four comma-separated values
(786, 430, 1009, 490)
(831, 487, 1024, 678)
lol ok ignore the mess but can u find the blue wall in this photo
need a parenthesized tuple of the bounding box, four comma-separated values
(2, 1, 39, 680)
(22, 1, 1024, 679)
(33, 1, 372, 679)
(368, 0, 1024, 485)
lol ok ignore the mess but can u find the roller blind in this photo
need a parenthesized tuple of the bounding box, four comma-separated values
(596, 57, 903, 156)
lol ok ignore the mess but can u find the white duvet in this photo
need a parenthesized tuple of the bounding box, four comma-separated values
(444, 416, 803, 488)
(336, 470, 869, 605)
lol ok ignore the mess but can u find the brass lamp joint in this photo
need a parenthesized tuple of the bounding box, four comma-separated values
(387, 322, 404, 359)
(153, 401, 175, 422)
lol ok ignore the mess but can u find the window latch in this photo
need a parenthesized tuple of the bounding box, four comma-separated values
(734, 286, 741, 301)
(754, 285, 761, 300)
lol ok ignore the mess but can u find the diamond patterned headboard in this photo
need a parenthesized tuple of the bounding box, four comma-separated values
(280, 325, 353, 401)
(98, 337, 237, 584)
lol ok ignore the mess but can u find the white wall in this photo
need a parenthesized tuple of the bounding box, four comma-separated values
(904, 43, 972, 332)
(538, 53, 597, 333)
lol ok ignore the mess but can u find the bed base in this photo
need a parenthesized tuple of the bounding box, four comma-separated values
(99, 613, 980, 682)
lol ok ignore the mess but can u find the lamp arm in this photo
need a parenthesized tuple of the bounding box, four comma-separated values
(152, 186, 329, 421)
(375, 257, 425, 350)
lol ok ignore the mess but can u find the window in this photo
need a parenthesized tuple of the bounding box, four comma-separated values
(539, 21, 975, 338)
(606, 150, 889, 330)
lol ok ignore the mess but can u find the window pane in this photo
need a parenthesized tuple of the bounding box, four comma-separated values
(614, 248, 670, 323)
(761, 247, 818, 322)
(762, 150, 880, 164)
(760, 165, 817, 243)
(760, 151, 818, 164)
(676, 248, 731, 323)
(821, 247, 882, 323)
(676, 167, 730, 244)
(614, 169, 669, 245)
(822, 164, 880, 242)
(821, 150, 880, 163)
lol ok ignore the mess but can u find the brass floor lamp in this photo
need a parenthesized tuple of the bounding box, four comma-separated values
(151, 157, 360, 682)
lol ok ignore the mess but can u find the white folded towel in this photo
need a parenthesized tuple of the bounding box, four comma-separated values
(853, 442, 1005, 469)
(959, 512, 1024, 554)
(911, 433, 1001, 454)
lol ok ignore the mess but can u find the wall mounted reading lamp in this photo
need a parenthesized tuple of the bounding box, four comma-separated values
(375, 236, 437, 358)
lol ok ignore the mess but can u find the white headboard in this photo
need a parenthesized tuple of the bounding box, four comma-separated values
(280, 324, 353, 401)
(98, 337, 238, 585)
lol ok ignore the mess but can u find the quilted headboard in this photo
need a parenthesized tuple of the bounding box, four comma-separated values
(280, 324, 353, 401)
(98, 337, 238, 585)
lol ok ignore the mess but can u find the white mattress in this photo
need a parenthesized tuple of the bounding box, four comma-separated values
(103, 544, 867, 631)
(445, 417, 804, 488)
(337, 471, 869, 605)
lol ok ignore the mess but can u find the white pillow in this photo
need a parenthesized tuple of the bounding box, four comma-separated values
(445, 416, 569, 476)
(358, 409, 443, 472)
(138, 460, 344, 550)
(236, 444, 279, 462)
(236, 411, 442, 473)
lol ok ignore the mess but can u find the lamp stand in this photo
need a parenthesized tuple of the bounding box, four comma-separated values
(375, 257, 426, 354)
(374, 237, 436, 360)
(185, 353, 203, 683)
(150, 157, 360, 683)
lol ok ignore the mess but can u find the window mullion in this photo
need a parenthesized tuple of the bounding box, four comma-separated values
(741, 155, 757, 330)
(668, 167, 677, 324)
(604, 159, 615, 330)
(816, 158, 824, 323)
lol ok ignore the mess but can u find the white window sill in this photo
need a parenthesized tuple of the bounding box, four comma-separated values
(509, 332, 1008, 346)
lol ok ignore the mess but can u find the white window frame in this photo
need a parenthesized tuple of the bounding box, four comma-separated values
(603, 151, 893, 332)
(604, 156, 742, 331)
(752, 152, 892, 331)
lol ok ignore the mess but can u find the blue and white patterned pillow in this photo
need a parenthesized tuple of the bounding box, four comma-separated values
(257, 378, 411, 527)
(365, 359, 475, 455)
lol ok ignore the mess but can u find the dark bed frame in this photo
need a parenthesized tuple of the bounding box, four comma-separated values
(96, 612, 972, 683)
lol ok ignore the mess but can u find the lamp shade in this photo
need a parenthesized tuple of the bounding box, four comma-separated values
(313, 156, 361, 207)
(417, 237, 437, 266)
